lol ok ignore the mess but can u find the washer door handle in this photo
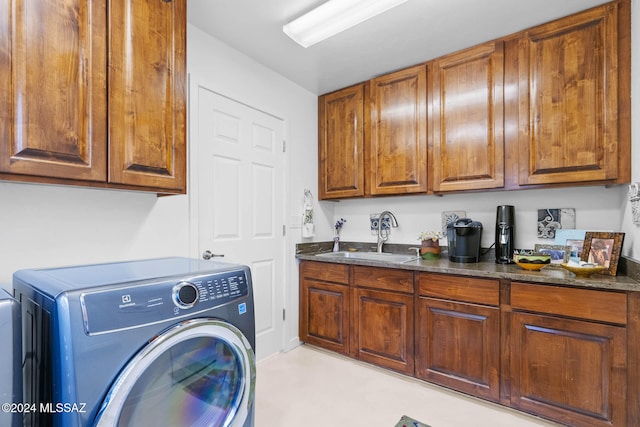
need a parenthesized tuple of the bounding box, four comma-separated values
(202, 250, 225, 260)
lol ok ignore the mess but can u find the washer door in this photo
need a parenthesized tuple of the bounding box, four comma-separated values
(94, 318, 255, 427)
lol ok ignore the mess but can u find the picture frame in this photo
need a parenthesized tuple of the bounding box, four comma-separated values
(554, 229, 587, 261)
(534, 244, 571, 265)
(581, 232, 625, 276)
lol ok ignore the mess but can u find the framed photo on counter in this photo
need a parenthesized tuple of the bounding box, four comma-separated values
(534, 244, 571, 265)
(554, 229, 586, 261)
(581, 232, 625, 276)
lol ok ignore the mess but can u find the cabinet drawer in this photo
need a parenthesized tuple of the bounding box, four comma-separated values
(352, 266, 413, 293)
(419, 273, 499, 306)
(300, 261, 349, 284)
(511, 282, 627, 325)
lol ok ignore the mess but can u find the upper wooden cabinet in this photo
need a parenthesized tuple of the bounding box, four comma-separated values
(517, 3, 624, 186)
(0, 0, 108, 182)
(318, 84, 365, 199)
(318, 65, 427, 199)
(367, 65, 428, 195)
(0, 0, 186, 194)
(109, 0, 186, 191)
(429, 42, 505, 192)
(317, 0, 629, 198)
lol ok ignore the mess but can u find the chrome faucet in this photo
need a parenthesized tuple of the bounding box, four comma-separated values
(376, 211, 399, 253)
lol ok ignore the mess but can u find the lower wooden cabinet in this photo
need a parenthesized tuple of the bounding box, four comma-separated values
(415, 273, 501, 401)
(510, 312, 626, 427)
(299, 262, 350, 355)
(351, 287, 414, 374)
(299, 261, 635, 426)
(416, 297, 500, 401)
(509, 282, 628, 427)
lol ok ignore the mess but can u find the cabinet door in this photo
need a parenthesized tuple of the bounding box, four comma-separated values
(0, 0, 107, 181)
(416, 297, 500, 402)
(518, 4, 619, 185)
(351, 287, 414, 374)
(318, 85, 365, 199)
(511, 312, 626, 427)
(367, 65, 427, 195)
(300, 278, 350, 355)
(108, 0, 186, 192)
(429, 42, 504, 192)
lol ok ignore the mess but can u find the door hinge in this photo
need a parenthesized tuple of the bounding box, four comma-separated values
(283, 224, 286, 236)
(283, 308, 286, 321)
(282, 140, 286, 153)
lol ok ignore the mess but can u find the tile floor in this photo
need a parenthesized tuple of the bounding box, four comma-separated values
(255, 345, 561, 427)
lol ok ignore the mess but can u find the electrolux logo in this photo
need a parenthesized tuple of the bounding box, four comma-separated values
(119, 294, 135, 308)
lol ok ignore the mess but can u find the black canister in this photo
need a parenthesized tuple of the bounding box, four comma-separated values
(447, 218, 483, 263)
(495, 205, 515, 264)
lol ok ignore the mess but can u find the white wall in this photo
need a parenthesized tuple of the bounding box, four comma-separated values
(0, 183, 190, 287)
(319, 186, 626, 251)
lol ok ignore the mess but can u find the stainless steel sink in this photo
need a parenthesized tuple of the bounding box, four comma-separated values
(315, 251, 418, 263)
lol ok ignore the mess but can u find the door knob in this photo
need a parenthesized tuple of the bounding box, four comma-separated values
(202, 250, 225, 260)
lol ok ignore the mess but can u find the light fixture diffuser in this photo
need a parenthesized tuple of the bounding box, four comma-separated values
(283, 0, 409, 48)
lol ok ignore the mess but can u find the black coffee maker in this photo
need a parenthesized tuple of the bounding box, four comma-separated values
(447, 218, 483, 263)
(495, 205, 515, 264)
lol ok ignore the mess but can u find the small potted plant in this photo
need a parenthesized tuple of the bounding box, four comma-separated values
(418, 230, 443, 260)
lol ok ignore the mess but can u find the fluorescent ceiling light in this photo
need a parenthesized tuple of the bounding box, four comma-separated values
(283, 0, 409, 48)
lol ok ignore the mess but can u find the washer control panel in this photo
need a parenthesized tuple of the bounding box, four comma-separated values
(80, 268, 250, 335)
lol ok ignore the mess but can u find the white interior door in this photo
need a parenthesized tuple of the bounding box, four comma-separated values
(195, 86, 285, 361)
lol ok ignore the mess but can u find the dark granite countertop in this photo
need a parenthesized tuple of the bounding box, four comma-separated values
(296, 241, 640, 293)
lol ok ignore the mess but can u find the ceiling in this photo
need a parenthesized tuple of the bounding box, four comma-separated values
(187, 0, 611, 95)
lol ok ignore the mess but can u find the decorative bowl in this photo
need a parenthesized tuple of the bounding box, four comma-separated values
(560, 263, 607, 278)
(513, 253, 551, 271)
